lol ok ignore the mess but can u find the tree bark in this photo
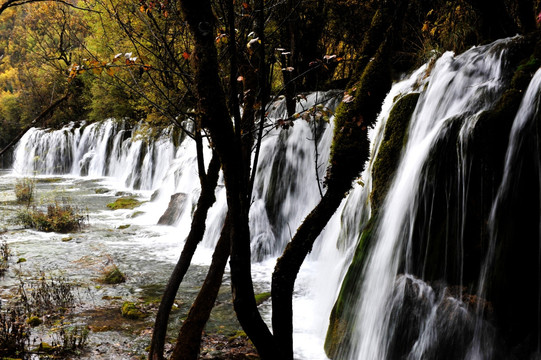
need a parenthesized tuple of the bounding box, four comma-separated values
(149, 151, 221, 360)
(169, 214, 231, 360)
(177, 0, 278, 358)
(271, 2, 407, 358)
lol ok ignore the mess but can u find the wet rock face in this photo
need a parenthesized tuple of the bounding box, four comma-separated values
(387, 275, 498, 360)
(158, 193, 187, 225)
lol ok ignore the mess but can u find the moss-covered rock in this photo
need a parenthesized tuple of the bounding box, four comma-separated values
(26, 315, 42, 327)
(106, 197, 143, 210)
(121, 301, 147, 320)
(254, 292, 271, 306)
(100, 265, 126, 284)
(325, 217, 376, 358)
(371, 93, 420, 212)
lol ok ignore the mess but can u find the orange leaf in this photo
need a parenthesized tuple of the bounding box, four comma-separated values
(182, 52, 190, 60)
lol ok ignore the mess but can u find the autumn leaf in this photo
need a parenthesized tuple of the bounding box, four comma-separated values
(342, 94, 354, 103)
(182, 52, 190, 60)
(106, 66, 118, 76)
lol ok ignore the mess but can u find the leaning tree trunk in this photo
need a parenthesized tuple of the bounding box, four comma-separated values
(169, 214, 231, 360)
(149, 149, 221, 360)
(271, 2, 408, 358)
(0, 93, 69, 158)
(177, 0, 278, 358)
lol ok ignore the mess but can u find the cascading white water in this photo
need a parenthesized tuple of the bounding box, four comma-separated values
(11, 91, 342, 261)
(465, 67, 541, 359)
(11, 35, 541, 360)
(339, 38, 515, 360)
(289, 62, 433, 360)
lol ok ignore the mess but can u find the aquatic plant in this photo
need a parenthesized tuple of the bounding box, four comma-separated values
(14, 177, 34, 204)
(15, 202, 86, 233)
(18, 271, 75, 319)
(0, 302, 30, 358)
(0, 240, 9, 275)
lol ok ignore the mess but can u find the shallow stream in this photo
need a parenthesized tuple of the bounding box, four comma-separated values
(0, 170, 330, 359)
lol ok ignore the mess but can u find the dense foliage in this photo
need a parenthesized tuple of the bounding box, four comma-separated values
(0, 0, 535, 153)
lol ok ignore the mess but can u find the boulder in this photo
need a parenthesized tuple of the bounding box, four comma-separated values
(158, 193, 187, 225)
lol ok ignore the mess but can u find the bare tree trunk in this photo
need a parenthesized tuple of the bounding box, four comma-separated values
(169, 214, 231, 360)
(177, 0, 278, 358)
(149, 151, 221, 360)
(271, 2, 408, 358)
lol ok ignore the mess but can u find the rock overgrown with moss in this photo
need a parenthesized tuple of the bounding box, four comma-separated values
(121, 302, 147, 320)
(106, 197, 143, 210)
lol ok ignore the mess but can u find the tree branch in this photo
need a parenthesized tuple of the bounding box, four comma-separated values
(0, 92, 69, 158)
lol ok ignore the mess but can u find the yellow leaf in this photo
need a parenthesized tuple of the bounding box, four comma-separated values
(430, 27, 437, 36)
(106, 67, 118, 76)
(422, 22, 429, 32)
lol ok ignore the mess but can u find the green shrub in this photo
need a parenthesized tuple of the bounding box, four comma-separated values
(0, 240, 9, 275)
(15, 203, 85, 233)
(14, 178, 34, 204)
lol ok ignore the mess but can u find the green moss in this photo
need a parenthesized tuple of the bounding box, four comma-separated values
(129, 211, 144, 218)
(100, 265, 126, 284)
(371, 93, 420, 212)
(106, 197, 143, 210)
(254, 292, 271, 306)
(34, 342, 56, 353)
(36, 177, 63, 184)
(17, 257, 26, 263)
(117, 224, 130, 230)
(511, 55, 541, 90)
(121, 302, 147, 320)
(325, 217, 377, 358)
(228, 330, 248, 342)
(26, 315, 42, 327)
(326, 39, 392, 193)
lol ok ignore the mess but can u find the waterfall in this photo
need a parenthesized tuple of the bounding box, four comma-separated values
(11, 91, 341, 261)
(10, 34, 541, 359)
(333, 37, 520, 360)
